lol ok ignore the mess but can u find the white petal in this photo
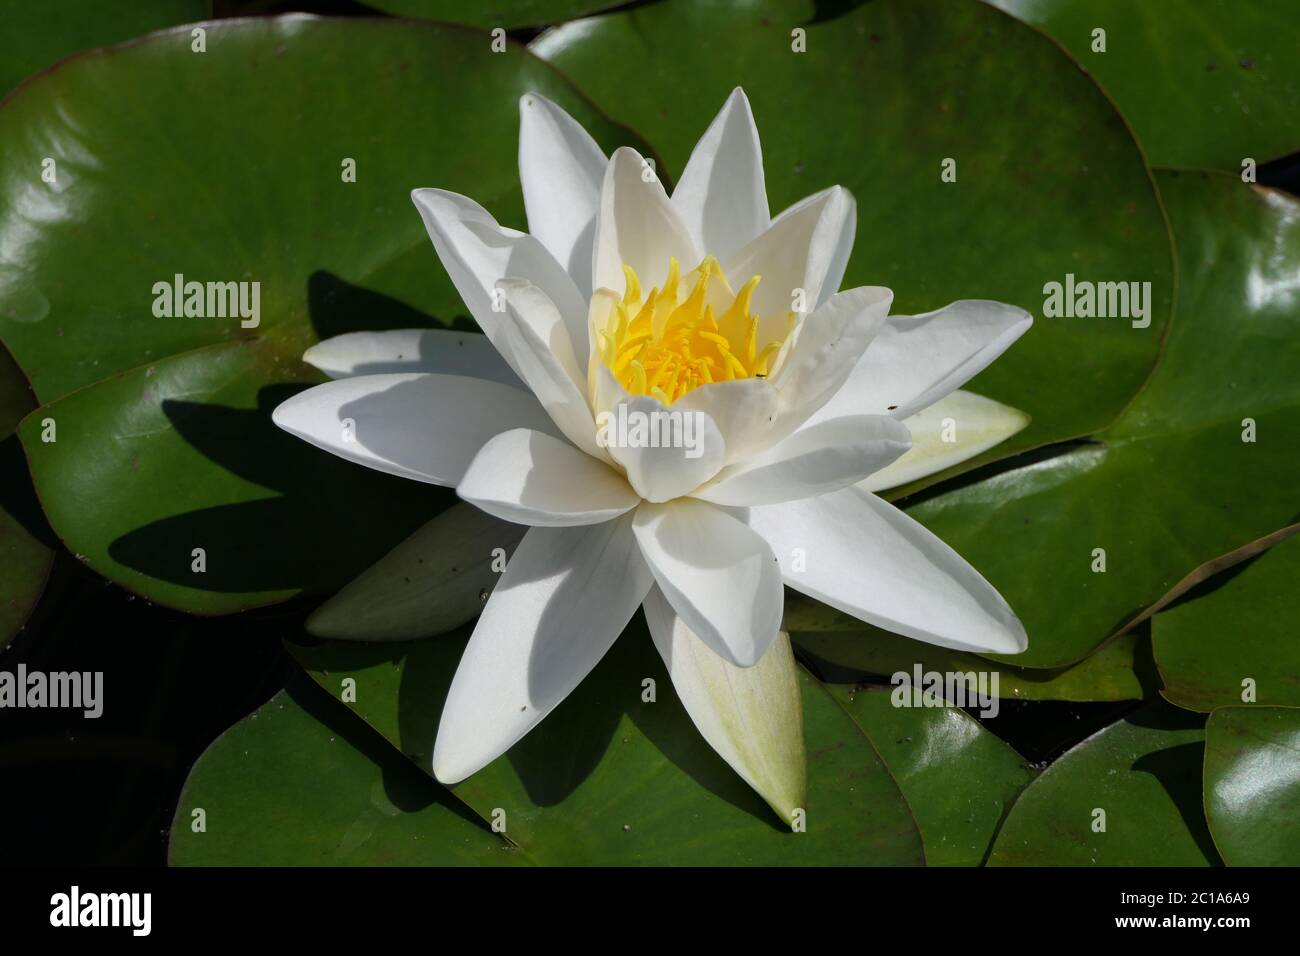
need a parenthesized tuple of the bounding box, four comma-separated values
(496, 278, 606, 459)
(306, 503, 525, 640)
(862, 390, 1030, 492)
(271, 373, 557, 486)
(768, 285, 893, 437)
(432, 516, 653, 783)
(594, 369, 725, 502)
(644, 587, 805, 824)
(410, 187, 590, 364)
(302, 329, 521, 386)
(592, 146, 700, 298)
(696, 415, 912, 506)
(459, 428, 639, 527)
(671, 87, 769, 262)
(672, 377, 778, 466)
(810, 300, 1033, 424)
(518, 92, 607, 298)
(495, 279, 584, 384)
(748, 487, 1027, 655)
(725, 185, 855, 324)
(633, 498, 783, 667)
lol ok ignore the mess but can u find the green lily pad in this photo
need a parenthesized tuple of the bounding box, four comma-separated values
(18, 339, 460, 612)
(0, 0, 208, 97)
(1203, 705, 1300, 866)
(0, 0, 209, 643)
(1154, 534, 1300, 712)
(365, 0, 625, 30)
(829, 685, 1034, 865)
(988, 701, 1220, 865)
(797, 622, 1154, 703)
(0, 342, 52, 646)
(288, 622, 926, 865)
(2, 16, 644, 613)
(910, 172, 1300, 667)
(169, 672, 524, 865)
(986, 0, 1300, 171)
(534, 0, 1173, 485)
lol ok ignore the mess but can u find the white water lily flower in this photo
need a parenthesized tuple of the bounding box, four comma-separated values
(274, 88, 1031, 822)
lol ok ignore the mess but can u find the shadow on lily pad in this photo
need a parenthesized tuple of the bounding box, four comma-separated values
(106, 273, 470, 601)
(108, 385, 453, 595)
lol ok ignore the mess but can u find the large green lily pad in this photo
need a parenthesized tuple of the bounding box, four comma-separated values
(0, 0, 208, 98)
(3, 16, 644, 613)
(169, 672, 523, 865)
(534, 0, 1173, 484)
(288, 622, 926, 865)
(1153, 534, 1300, 712)
(0, 342, 51, 646)
(909, 172, 1300, 667)
(986, 0, 1300, 171)
(1203, 705, 1300, 866)
(0, 0, 213, 643)
(988, 701, 1220, 865)
(829, 685, 1034, 865)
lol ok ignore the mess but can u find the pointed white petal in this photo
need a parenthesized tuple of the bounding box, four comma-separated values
(672, 87, 769, 261)
(518, 92, 607, 298)
(748, 487, 1027, 655)
(592, 146, 700, 298)
(302, 329, 521, 386)
(459, 428, 639, 527)
(272, 373, 557, 486)
(768, 285, 893, 436)
(410, 187, 590, 363)
(594, 367, 725, 501)
(644, 586, 805, 824)
(725, 185, 855, 323)
(696, 415, 912, 506)
(810, 300, 1033, 424)
(496, 278, 606, 459)
(306, 503, 525, 640)
(633, 498, 783, 667)
(862, 390, 1030, 492)
(432, 516, 653, 783)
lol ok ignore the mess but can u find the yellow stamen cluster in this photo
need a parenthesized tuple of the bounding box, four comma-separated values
(597, 257, 793, 405)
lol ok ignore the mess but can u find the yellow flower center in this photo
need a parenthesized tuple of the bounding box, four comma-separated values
(596, 257, 794, 404)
